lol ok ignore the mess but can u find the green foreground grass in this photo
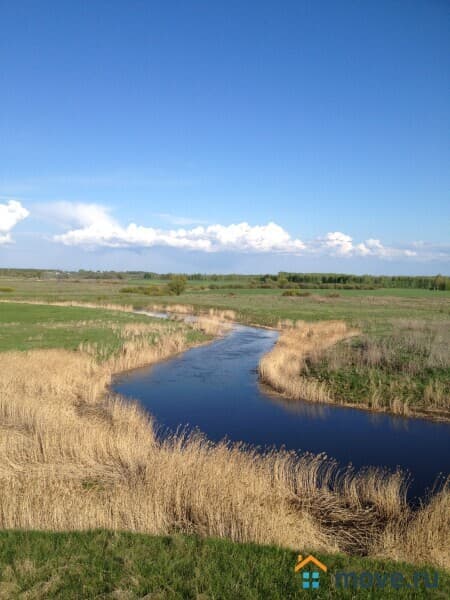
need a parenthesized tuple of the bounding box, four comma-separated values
(0, 530, 448, 599)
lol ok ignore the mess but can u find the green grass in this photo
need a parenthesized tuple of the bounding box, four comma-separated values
(304, 321, 450, 414)
(2, 277, 450, 329)
(0, 302, 205, 357)
(308, 360, 450, 411)
(0, 530, 448, 599)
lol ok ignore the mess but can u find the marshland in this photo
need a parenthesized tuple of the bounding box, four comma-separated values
(0, 271, 449, 597)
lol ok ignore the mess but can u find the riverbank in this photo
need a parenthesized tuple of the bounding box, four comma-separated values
(259, 320, 450, 423)
(0, 304, 448, 570)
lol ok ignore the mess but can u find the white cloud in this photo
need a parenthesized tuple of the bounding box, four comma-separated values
(0, 200, 30, 244)
(54, 207, 306, 253)
(36, 201, 115, 229)
(314, 232, 417, 259)
(322, 231, 355, 256)
(44, 202, 445, 261)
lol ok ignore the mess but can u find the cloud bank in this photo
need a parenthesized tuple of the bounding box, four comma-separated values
(2, 200, 445, 262)
(0, 200, 30, 244)
(53, 202, 306, 253)
(48, 202, 426, 260)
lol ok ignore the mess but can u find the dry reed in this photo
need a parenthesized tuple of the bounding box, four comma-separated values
(259, 321, 359, 404)
(0, 299, 135, 313)
(149, 303, 237, 322)
(192, 316, 232, 336)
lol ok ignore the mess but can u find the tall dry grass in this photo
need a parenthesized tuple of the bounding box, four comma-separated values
(192, 315, 233, 336)
(1, 330, 448, 567)
(378, 484, 450, 569)
(207, 307, 236, 321)
(259, 320, 359, 404)
(149, 303, 195, 315)
(149, 303, 237, 322)
(0, 299, 135, 312)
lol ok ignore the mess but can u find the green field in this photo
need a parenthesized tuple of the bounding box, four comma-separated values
(1, 277, 449, 329)
(0, 530, 447, 599)
(0, 302, 205, 357)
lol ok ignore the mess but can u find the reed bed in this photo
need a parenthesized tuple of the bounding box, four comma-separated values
(1, 331, 448, 568)
(192, 315, 233, 336)
(149, 303, 195, 315)
(149, 303, 237, 322)
(207, 307, 236, 321)
(259, 320, 359, 404)
(0, 298, 135, 313)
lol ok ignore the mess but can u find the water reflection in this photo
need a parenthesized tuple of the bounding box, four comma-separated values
(260, 387, 331, 419)
(367, 411, 412, 431)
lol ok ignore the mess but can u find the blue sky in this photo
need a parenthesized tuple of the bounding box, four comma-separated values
(1, 0, 449, 274)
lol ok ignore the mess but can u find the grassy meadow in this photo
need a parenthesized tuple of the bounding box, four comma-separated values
(1, 275, 449, 328)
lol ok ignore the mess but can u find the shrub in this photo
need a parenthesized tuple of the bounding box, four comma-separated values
(167, 276, 187, 296)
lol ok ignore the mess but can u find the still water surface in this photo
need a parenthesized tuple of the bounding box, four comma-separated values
(114, 324, 450, 499)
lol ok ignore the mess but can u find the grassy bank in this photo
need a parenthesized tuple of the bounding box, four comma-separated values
(1, 530, 449, 599)
(259, 320, 450, 421)
(305, 319, 450, 418)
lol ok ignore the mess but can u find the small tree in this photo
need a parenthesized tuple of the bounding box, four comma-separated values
(433, 274, 445, 291)
(277, 274, 289, 288)
(167, 275, 187, 296)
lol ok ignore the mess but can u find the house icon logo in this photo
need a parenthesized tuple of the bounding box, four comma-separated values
(294, 554, 327, 590)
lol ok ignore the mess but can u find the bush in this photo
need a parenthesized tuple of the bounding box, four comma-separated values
(0, 287, 14, 292)
(167, 276, 187, 296)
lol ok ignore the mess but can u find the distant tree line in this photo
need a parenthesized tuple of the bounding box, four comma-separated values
(273, 272, 450, 290)
(0, 269, 448, 290)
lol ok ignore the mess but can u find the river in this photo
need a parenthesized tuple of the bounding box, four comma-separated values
(113, 323, 450, 500)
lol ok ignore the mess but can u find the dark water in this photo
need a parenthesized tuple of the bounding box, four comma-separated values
(114, 325, 450, 499)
